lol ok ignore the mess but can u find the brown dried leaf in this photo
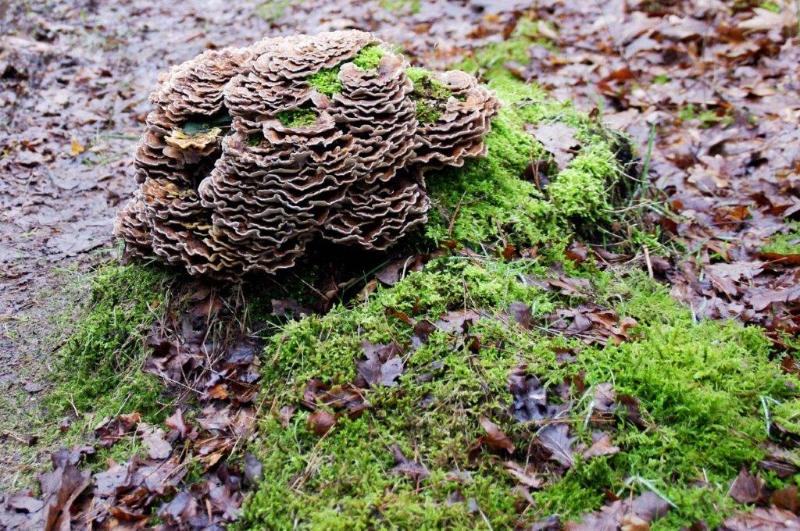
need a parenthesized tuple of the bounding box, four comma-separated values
(390, 444, 429, 482)
(479, 416, 515, 454)
(504, 461, 544, 489)
(720, 506, 800, 530)
(307, 410, 336, 436)
(357, 341, 404, 388)
(583, 432, 620, 460)
(509, 301, 532, 329)
(538, 424, 575, 468)
(728, 468, 767, 505)
(528, 122, 579, 171)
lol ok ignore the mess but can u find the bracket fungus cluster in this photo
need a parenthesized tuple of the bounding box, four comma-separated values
(115, 30, 498, 277)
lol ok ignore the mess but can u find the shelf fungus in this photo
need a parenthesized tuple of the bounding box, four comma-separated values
(114, 30, 499, 277)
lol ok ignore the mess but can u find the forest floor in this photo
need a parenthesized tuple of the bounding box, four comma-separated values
(1, 0, 799, 529)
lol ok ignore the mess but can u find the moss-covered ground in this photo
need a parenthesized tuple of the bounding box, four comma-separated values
(240, 258, 799, 530)
(29, 17, 800, 530)
(761, 221, 800, 256)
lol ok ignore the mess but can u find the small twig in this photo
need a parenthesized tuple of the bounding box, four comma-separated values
(643, 245, 654, 279)
(447, 191, 467, 239)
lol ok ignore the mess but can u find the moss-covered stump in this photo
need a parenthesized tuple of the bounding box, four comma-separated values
(34, 26, 800, 531)
(239, 257, 798, 529)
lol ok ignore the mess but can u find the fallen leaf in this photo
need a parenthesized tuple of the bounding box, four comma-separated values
(165, 409, 189, 439)
(566, 492, 670, 530)
(479, 416, 515, 454)
(728, 468, 767, 504)
(772, 486, 800, 515)
(390, 444, 429, 482)
(528, 122, 580, 170)
(307, 410, 336, 436)
(720, 506, 800, 530)
(539, 424, 576, 468)
(583, 432, 620, 460)
(140, 425, 172, 460)
(357, 341, 405, 388)
(509, 301, 532, 329)
(69, 137, 85, 156)
(243, 453, 264, 485)
(504, 461, 544, 489)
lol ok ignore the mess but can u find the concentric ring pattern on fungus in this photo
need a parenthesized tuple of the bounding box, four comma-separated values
(114, 30, 499, 278)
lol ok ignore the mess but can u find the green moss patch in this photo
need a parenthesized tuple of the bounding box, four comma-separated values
(277, 105, 318, 128)
(423, 75, 636, 253)
(308, 67, 342, 97)
(241, 258, 798, 529)
(44, 263, 173, 446)
(406, 66, 454, 124)
(307, 44, 385, 97)
(352, 43, 385, 71)
(761, 222, 800, 256)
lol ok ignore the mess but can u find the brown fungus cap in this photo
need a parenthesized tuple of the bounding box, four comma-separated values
(115, 30, 499, 278)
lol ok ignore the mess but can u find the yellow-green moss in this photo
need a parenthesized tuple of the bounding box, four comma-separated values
(352, 43, 385, 71)
(423, 75, 632, 252)
(45, 263, 172, 422)
(406, 66, 455, 124)
(276, 106, 318, 127)
(414, 99, 442, 124)
(761, 222, 800, 255)
(241, 259, 798, 529)
(407, 67, 453, 101)
(308, 67, 342, 97)
(307, 44, 386, 97)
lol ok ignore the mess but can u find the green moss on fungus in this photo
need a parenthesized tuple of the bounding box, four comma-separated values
(352, 43, 385, 71)
(414, 99, 442, 124)
(406, 66, 455, 125)
(276, 106, 318, 127)
(406, 67, 453, 101)
(306, 44, 386, 98)
(423, 75, 633, 252)
(308, 67, 342, 97)
(241, 260, 798, 529)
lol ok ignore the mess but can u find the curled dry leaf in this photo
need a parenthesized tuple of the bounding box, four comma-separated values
(566, 492, 670, 531)
(390, 444, 429, 482)
(509, 301, 533, 329)
(593, 382, 617, 416)
(94, 412, 142, 448)
(307, 410, 337, 436)
(140, 424, 172, 460)
(527, 122, 579, 171)
(538, 424, 576, 468)
(721, 506, 800, 530)
(729, 468, 767, 505)
(582, 432, 620, 460)
(357, 341, 405, 388)
(508, 369, 559, 422)
(771, 486, 800, 515)
(504, 461, 544, 489)
(479, 416, 515, 454)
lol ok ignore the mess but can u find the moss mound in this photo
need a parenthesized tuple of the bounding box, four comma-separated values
(240, 258, 797, 529)
(423, 76, 639, 253)
(33, 21, 799, 530)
